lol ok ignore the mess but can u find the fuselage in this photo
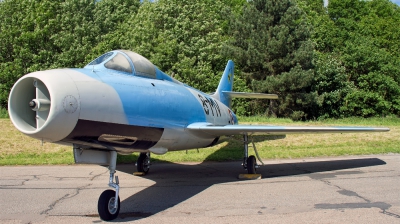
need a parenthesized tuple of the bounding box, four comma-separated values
(8, 50, 238, 155)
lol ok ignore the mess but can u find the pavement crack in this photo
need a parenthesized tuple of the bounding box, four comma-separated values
(90, 170, 108, 181)
(310, 172, 380, 208)
(18, 175, 41, 186)
(315, 179, 396, 218)
(40, 193, 71, 215)
(321, 179, 334, 187)
(40, 183, 91, 215)
(20, 179, 30, 186)
(381, 210, 400, 219)
(319, 178, 372, 203)
(337, 189, 371, 203)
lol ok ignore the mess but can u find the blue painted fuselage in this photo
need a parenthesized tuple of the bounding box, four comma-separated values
(76, 68, 208, 128)
(65, 50, 237, 153)
(8, 50, 238, 155)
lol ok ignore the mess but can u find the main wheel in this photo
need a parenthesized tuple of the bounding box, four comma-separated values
(98, 189, 120, 221)
(137, 152, 150, 174)
(247, 155, 257, 174)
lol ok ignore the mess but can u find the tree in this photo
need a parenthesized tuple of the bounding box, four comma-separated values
(300, 0, 400, 118)
(0, 0, 139, 109)
(0, 0, 61, 108)
(86, 0, 140, 60)
(328, 0, 400, 117)
(224, 0, 316, 120)
(117, 0, 238, 94)
(312, 52, 354, 118)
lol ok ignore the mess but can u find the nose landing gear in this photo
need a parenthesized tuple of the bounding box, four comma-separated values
(98, 151, 121, 221)
(97, 151, 152, 221)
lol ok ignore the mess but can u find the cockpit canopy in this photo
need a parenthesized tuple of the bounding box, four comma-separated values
(86, 50, 157, 79)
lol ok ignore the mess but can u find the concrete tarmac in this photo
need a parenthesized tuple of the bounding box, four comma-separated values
(0, 155, 399, 223)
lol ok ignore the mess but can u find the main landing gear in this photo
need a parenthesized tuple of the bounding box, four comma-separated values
(242, 134, 264, 174)
(98, 151, 121, 221)
(136, 152, 151, 174)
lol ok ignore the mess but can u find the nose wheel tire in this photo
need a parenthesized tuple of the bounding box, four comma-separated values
(98, 189, 120, 221)
(137, 152, 150, 174)
(247, 155, 257, 174)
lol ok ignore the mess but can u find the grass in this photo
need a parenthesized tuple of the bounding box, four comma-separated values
(0, 119, 73, 165)
(238, 115, 400, 126)
(1, 117, 399, 165)
(0, 107, 8, 118)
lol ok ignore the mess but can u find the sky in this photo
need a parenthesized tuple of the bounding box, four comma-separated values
(391, 0, 400, 5)
(323, 0, 400, 7)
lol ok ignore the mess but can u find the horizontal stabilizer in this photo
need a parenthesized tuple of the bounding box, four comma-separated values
(222, 91, 279, 99)
(187, 122, 390, 137)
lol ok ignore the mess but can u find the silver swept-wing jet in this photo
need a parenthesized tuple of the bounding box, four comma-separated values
(8, 50, 389, 220)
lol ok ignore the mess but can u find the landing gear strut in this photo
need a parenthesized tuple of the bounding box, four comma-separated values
(242, 134, 264, 174)
(136, 152, 150, 174)
(98, 151, 120, 221)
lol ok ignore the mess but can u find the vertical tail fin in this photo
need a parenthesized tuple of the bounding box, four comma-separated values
(212, 60, 234, 107)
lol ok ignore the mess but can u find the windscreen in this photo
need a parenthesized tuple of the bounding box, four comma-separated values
(104, 53, 132, 73)
(87, 52, 113, 66)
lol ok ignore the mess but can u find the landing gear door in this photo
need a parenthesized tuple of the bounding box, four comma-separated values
(73, 147, 111, 165)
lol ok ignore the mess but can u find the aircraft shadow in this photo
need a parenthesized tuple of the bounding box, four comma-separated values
(114, 156, 386, 222)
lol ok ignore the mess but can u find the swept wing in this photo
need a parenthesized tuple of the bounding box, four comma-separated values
(187, 122, 390, 137)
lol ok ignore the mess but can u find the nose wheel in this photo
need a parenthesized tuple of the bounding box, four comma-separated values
(98, 189, 120, 221)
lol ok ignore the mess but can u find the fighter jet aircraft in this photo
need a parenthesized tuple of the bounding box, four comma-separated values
(8, 50, 389, 220)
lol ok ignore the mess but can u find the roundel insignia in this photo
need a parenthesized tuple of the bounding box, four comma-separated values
(228, 109, 234, 124)
(63, 95, 78, 114)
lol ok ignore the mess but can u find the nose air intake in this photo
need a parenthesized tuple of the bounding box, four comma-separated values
(8, 77, 51, 132)
(8, 69, 81, 142)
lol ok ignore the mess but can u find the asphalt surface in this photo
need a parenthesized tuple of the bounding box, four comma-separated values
(0, 154, 399, 223)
